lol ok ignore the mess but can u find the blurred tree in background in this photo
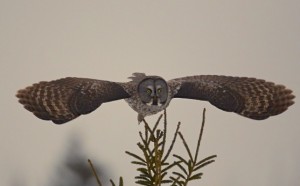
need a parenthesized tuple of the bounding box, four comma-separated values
(48, 136, 108, 186)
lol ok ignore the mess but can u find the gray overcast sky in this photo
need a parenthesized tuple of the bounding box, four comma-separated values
(1, 1, 299, 186)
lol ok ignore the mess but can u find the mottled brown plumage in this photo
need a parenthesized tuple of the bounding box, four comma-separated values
(16, 77, 130, 124)
(170, 75, 295, 120)
(16, 73, 295, 124)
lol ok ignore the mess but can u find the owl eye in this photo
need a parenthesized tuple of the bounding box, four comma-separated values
(146, 88, 152, 95)
(157, 88, 162, 93)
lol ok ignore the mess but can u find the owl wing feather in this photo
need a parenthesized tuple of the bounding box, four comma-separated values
(169, 75, 295, 120)
(16, 77, 130, 124)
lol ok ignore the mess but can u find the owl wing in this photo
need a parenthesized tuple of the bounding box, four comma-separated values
(16, 77, 131, 124)
(169, 75, 294, 120)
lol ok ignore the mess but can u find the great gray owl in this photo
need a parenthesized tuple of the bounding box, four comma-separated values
(16, 73, 295, 124)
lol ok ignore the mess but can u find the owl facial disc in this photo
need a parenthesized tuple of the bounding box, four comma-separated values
(138, 77, 169, 107)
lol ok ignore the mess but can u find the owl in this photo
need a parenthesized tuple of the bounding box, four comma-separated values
(16, 73, 295, 124)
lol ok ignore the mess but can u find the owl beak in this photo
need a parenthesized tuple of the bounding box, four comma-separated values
(152, 96, 158, 105)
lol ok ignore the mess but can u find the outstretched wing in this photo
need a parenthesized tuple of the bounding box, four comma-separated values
(16, 77, 130, 124)
(169, 75, 294, 120)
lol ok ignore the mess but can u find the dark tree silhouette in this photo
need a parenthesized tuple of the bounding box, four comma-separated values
(48, 136, 108, 186)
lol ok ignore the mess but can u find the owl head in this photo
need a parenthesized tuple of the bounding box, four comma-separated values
(138, 77, 169, 107)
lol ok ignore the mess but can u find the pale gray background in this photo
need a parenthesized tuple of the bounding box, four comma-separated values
(1, 0, 299, 186)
